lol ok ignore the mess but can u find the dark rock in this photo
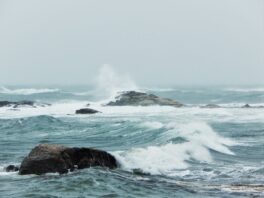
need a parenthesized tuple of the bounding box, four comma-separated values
(75, 108, 100, 114)
(0, 100, 50, 108)
(106, 91, 184, 107)
(19, 144, 117, 175)
(0, 100, 35, 108)
(13, 101, 35, 108)
(241, 104, 264, 108)
(201, 104, 221, 108)
(0, 101, 13, 107)
(64, 147, 117, 170)
(5, 165, 19, 172)
(242, 104, 251, 108)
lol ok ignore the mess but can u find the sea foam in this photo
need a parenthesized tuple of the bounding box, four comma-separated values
(114, 122, 236, 176)
(0, 87, 59, 95)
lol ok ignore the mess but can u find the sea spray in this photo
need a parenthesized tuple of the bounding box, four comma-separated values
(113, 121, 236, 175)
(93, 64, 139, 101)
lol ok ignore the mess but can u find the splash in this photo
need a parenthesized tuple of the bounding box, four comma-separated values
(114, 122, 237, 175)
(94, 64, 138, 100)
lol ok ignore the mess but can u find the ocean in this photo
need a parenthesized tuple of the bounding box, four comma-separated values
(0, 85, 263, 198)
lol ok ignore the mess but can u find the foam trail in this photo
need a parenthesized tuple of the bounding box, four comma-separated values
(0, 87, 59, 95)
(94, 64, 139, 101)
(114, 122, 236, 176)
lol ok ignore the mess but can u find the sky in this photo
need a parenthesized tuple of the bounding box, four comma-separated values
(0, 0, 263, 86)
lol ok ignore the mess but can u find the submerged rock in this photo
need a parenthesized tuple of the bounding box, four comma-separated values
(0, 100, 50, 108)
(106, 91, 184, 107)
(201, 104, 221, 108)
(5, 165, 19, 172)
(19, 144, 117, 175)
(75, 108, 100, 114)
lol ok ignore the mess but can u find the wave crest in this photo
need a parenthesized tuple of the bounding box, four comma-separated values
(114, 122, 236, 175)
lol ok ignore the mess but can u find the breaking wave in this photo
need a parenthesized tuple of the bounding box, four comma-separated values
(114, 122, 236, 175)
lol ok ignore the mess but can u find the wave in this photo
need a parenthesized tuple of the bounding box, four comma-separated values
(0, 87, 59, 95)
(114, 122, 236, 176)
(224, 88, 264, 93)
(2, 100, 264, 123)
(0, 100, 88, 119)
(140, 121, 164, 129)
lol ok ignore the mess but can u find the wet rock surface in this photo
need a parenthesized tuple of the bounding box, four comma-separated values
(0, 100, 50, 108)
(75, 108, 100, 114)
(19, 144, 117, 175)
(106, 91, 184, 107)
(5, 165, 19, 172)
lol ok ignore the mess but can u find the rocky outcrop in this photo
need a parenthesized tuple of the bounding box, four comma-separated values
(241, 104, 264, 108)
(75, 108, 100, 114)
(0, 101, 50, 108)
(19, 144, 117, 175)
(5, 165, 19, 172)
(242, 104, 251, 108)
(106, 91, 184, 107)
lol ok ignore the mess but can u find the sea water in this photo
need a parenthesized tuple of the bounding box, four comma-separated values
(0, 85, 264, 197)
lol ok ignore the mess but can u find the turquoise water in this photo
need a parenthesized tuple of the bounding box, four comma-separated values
(0, 86, 264, 197)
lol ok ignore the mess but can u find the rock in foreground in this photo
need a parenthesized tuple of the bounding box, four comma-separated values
(19, 144, 117, 175)
(106, 91, 184, 107)
(75, 108, 100, 114)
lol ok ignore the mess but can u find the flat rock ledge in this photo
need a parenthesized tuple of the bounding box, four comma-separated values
(18, 144, 117, 175)
(106, 91, 184, 107)
(200, 104, 221, 108)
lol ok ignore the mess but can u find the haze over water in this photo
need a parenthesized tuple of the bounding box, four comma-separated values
(0, 0, 263, 197)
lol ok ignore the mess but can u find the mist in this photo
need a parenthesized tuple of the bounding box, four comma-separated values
(0, 0, 263, 86)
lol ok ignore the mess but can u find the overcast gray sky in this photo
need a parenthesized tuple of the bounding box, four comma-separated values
(0, 0, 263, 86)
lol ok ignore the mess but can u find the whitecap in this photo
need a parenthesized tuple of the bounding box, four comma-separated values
(114, 121, 236, 176)
(0, 87, 59, 95)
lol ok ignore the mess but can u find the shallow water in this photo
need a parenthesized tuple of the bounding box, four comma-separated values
(0, 86, 263, 197)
